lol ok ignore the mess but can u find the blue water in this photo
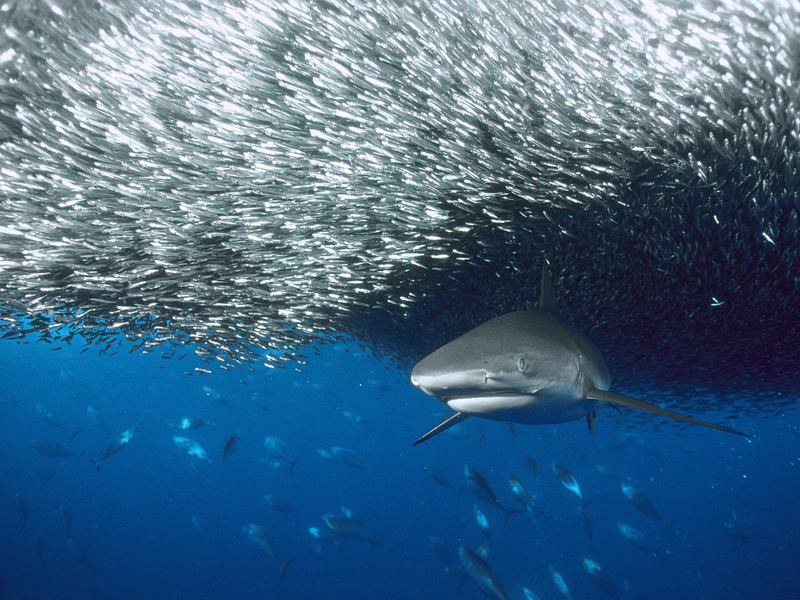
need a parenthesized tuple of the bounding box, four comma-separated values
(1, 336, 798, 599)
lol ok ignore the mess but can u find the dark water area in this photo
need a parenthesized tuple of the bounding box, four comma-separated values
(0, 336, 798, 600)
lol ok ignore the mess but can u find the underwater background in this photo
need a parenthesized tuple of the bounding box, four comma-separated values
(1, 333, 798, 600)
(2, 0, 800, 597)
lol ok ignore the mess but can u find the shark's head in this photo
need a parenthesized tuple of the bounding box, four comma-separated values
(411, 263, 563, 405)
(410, 325, 536, 401)
(410, 309, 578, 416)
(410, 307, 610, 422)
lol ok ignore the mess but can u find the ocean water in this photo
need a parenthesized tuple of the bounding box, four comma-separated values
(0, 333, 798, 600)
(1, 0, 799, 598)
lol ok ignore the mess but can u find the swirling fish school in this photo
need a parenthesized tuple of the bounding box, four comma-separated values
(0, 0, 797, 415)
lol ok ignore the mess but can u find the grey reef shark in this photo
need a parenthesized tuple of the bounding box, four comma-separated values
(410, 264, 749, 445)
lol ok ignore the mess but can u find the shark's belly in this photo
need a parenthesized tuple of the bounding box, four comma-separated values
(447, 393, 595, 424)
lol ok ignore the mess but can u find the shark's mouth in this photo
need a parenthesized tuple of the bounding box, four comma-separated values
(410, 369, 490, 397)
(446, 394, 536, 415)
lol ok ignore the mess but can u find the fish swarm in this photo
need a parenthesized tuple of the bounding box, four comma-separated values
(0, 1, 798, 407)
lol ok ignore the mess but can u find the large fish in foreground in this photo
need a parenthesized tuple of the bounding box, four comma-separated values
(320, 506, 380, 547)
(621, 482, 661, 521)
(581, 558, 618, 599)
(410, 265, 749, 445)
(243, 523, 292, 577)
(463, 465, 514, 519)
(458, 546, 508, 600)
(173, 436, 210, 462)
(616, 522, 660, 556)
(89, 429, 135, 471)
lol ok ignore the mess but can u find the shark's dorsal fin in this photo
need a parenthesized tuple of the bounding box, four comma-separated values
(539, 261, 558, 311)
(586, 388, 750, 437)
(412, 412, 469, 446)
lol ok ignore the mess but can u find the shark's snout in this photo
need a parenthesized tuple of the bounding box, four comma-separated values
(409, 371, 423, 389)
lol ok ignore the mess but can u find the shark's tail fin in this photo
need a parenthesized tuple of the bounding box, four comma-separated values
(587, 389, 750, 437)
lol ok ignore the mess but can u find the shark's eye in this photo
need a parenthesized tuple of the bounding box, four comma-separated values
(516, 356, 527, 372)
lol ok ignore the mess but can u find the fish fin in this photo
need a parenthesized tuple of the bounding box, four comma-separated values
(88, 459, 101, 472)
(587, 389, 750, 437)
(412, 412, 469, 446)
(587, 411, 596, 434)
(539, 260, 558, 311)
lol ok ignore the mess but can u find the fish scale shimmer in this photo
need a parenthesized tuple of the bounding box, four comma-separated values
(0, 0, 798, 409)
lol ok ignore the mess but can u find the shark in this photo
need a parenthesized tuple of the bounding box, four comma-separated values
(410, 264, 749, 445)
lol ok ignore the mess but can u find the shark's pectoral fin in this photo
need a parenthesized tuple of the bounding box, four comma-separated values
(587, 411, 596, 434)
(412, 412, 469, 447)
(586, 389, 750, 437)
